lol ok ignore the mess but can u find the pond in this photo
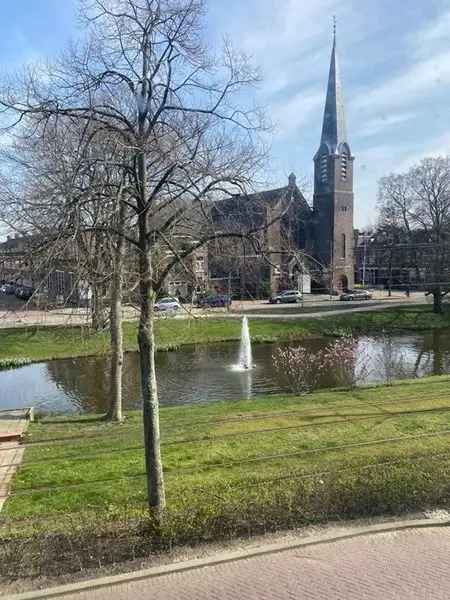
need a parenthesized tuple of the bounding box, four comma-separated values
(1, 330, 450, 415)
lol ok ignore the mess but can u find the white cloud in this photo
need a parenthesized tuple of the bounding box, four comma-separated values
(357, 112, 416, 138)
(352, 49, 450, 115)
(409, 8, 450, 59)
(271, 88, 323, 138)
(395, 131, 450, 172)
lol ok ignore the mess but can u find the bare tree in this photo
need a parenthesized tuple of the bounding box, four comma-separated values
(0, 118, 130, 421)
(377, 156, 450, 313)
(0, 0, 268, 518)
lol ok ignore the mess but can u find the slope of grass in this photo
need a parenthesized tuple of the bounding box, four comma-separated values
(7, 374, 450, 518)
(2, 375, 450, 581)
(0, 304, 449, 363)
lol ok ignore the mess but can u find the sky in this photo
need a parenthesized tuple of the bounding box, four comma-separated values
(0, 0, 449, 228)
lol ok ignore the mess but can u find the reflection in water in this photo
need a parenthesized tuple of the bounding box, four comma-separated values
(1, 330, 450, 415)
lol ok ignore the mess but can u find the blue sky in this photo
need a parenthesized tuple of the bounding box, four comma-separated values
(0, 0, 449, 228)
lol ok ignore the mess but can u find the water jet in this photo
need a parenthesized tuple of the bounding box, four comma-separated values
(237, 316, 253, 370)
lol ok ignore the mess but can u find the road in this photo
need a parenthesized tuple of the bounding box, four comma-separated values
(11, 524, 450, 599)
(0, 292, 428, 328)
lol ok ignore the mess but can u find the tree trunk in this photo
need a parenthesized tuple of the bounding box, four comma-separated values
(138, 239, 166, 518)
(107, 203, 126, 422)
(91, 283, 107, 330)
(388, 253, 392, 297)
(433, 287, 443, 314)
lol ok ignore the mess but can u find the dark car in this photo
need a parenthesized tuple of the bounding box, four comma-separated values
(197, 294, 231, 308)
(0, 283, 16, 294)
(15, 286, 35, 300)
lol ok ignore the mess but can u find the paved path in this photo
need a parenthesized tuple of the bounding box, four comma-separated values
(15, 525, 450, 600)
(0, 409, 30, 511)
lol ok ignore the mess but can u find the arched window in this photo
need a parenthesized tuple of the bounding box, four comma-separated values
(341, 153, 348, 180)
(320, 154, 328, 183)
(341, 233, 346, 258)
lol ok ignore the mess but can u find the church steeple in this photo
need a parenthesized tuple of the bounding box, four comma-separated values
(313, 20, 354, 293)
(319, 22, 348, 154)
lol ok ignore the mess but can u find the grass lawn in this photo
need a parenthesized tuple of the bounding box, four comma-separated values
(1, 304, 450, 363)
(3, 375, 450, 580)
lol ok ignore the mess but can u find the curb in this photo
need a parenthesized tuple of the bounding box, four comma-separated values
(5, 517, 450, 599)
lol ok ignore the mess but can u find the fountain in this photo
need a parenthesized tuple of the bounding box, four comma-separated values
(237, 316, 253, 370)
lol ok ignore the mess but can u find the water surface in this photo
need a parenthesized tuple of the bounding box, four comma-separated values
(1, 330, 450, 414)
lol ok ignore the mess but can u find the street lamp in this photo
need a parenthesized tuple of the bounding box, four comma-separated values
(362, 233, 374, 288)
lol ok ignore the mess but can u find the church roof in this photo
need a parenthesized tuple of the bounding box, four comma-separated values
(212, 175, 312, 225)
(231, 177, 311, 213)
(319, 30, 348, 154)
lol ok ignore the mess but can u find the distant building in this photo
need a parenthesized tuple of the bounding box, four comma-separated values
(0, 234, 35, 288)
(209, 29, 355, 297)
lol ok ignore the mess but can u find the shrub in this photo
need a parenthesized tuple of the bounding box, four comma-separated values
(0, 358, 31, 371)
(272, 346, 322, 393)
(273, 336, 369, 393)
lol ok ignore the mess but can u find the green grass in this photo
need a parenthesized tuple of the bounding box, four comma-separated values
(7, 374, 450, 518)
(3, 375, 450, 580)
(3, 376, 450, 527)
(0, 304, 449, 363)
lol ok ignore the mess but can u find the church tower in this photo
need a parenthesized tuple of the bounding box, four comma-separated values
(313, 25, 354, 291)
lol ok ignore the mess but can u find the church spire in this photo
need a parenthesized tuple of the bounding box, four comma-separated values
(319, 20, 347, 153)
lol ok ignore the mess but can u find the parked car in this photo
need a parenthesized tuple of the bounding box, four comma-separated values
(15, 285, 35, 300)
(269, 290, 303, 304)
(0, 283, 16, 294)
(340, 289, 372, 301)
(154, 297, 181, 312)
(196, 294, 231, 308)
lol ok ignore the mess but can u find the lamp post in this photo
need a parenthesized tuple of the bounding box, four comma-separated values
(362, 234, 368, 288)
(362, 233, 374, 288)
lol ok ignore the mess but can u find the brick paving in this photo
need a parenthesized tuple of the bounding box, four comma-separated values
(43, 526, 450, 600)
(0, 409, 29, 511)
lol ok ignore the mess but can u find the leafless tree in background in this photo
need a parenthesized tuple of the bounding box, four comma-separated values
(377, 156, 450, 313)
(0, 118, 131, 421)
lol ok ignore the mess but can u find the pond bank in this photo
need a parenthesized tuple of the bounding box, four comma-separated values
(0, 304, 449, 364)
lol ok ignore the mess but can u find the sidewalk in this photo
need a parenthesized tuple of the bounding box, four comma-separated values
(0, 409, 31, 510)
(9, 521, 450, 599)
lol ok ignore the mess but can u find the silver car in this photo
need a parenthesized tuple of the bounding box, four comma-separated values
(270, 290, 303, 304)
(340, 289, 372, 301)
(154, 297, 181, 312)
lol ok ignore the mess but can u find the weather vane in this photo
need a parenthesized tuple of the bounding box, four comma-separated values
(333, 15, 337, 39)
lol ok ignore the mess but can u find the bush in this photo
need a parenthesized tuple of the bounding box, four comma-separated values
(0, 358, 31, 371)
(272, 336, 369, 393)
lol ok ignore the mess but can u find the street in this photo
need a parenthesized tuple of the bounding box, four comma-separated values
(0, 291, 428, 329)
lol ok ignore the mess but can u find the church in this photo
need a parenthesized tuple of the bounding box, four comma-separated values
(209, 30, 355, 298)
